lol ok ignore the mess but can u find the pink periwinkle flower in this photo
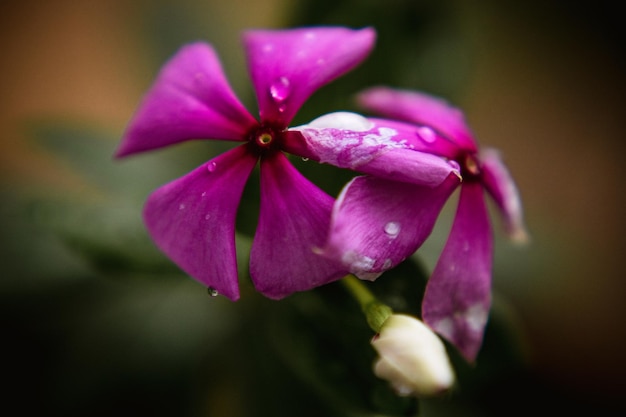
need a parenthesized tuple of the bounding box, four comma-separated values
(115, 27, 385, 301)
(324, 87, 528, 362)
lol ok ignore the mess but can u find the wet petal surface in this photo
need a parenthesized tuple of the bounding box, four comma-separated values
(481, 148, 529, 243)
(250, 152, 347, 299)
(117, 42, 257, 157)
(356, 87, 478, 155)
(244, 27, 375, 126)
(293, 112, 460, 187)
(143, 145, 257, 300)
(321, 174, 459, 280)
(422, 182, 493, 362)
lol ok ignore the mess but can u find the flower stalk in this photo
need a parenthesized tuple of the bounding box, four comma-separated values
(341, 274, 392, 332)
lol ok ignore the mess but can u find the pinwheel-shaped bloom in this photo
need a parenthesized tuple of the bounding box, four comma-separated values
(322, 87, 528, 361)
(115, 27, 385, 301)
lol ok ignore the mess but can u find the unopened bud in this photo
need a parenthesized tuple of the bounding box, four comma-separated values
(371, 314, 455, 397)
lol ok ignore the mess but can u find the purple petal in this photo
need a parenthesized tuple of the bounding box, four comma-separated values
(422, 181, 493, 362)
(292, 112, 461, 187)
(243, 27, 376, 126)
(356, 87, 478, 155)
(250, 152, 347, 299)
(320, 174, 459, 280)
(143, 145, 257, 300)
(116, 42, 257, 157)
(480, 148, 529, 243)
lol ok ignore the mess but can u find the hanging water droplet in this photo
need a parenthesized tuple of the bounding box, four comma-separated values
(301, 157, 309, 162)
(207, 287, 219, 297)
(417, 126, 436, 143)
(384, 221, 400, 238)
(269, 77, 291, 102)
(207, 161, 217, 172)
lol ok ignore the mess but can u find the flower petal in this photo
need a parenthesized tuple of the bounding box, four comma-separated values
(320, 174, 459, 280)
(116, 42, 257, 157)
(292, 112, 461, 187)
(480, 148, 529, 243)
(422, 182, 493, 362)
(356, 87, 478, 155)
(250, 152, 347, 299)
(243, 27, 375, 126)
(143, 145, 257, 300)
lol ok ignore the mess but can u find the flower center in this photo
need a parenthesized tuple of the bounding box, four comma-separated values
(461, 153, 481, 179)
(248, 124, 284, 155)
(256, 132, 273, 146)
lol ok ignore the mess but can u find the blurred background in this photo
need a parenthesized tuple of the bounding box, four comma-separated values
(1, 0, 624, 415)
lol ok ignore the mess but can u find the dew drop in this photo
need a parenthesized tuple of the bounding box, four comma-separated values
(204, 214, 211, 220)
(207, 161, 217, 172)
(201, 191, 207, 197)
(417, 126, 436, 143)
(207, 287, 219, 297)
(179, 203, 186, 210)
(269, 77, 291, 102)
(384, 221, 400, 238)
(301, 157, 309, 162)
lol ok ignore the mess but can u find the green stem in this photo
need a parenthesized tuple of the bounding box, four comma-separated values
(341, 274, 393, 333)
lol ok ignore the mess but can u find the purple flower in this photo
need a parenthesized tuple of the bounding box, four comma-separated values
(115, 27, 381, 301)
(324, 87, 528, 362)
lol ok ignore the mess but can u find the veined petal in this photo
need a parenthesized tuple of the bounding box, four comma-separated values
(356, 87, 478, 154)
(292, 112, 461, 187)
(116, 43, 257, 157)
(243, 27, 375, 126)
(250, 152, 347, 299)
(320, 175, 459, 280)
(143, 145, 257, 300)
(481, 148, 529, 243)
(422, 182, 493, 362)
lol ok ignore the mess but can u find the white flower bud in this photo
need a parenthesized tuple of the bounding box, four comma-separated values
(371, 314, 456, 397)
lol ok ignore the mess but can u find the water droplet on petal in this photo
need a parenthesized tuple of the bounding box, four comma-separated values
(179, 203, 186, 211)
(201, 191, 207, 197)
(269, 77, 291, 102)
(384, 221, 400, 238)
(207, 161, 217, 172)
(207, 287, 219, 297)
(204, 214, 211, 220)
(382, 258, 393, 269)
(417, 126, 437, 143)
